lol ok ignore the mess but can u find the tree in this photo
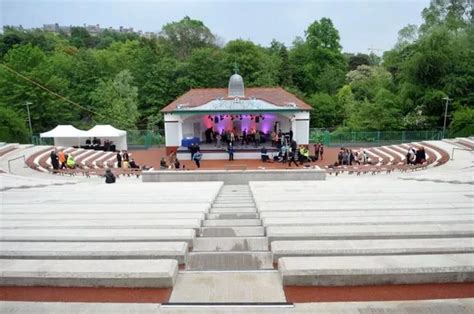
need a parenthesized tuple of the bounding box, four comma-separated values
(346, 53, 371, 70)
(160, 16, 216, 59)
(0, 106, 29, 143)
(91, 70, 140, 130)
(449, 106, 474, 137)
(307, 93, 341, 128)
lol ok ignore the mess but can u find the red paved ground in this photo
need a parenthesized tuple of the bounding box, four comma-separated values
(130, 147, 339, 170)
(0, 287, 172, 303)
(284, 283, 474, 303)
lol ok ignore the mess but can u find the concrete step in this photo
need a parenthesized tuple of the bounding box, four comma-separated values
(206, 213, 259, 219)
(212, 203, 255, 208)
(0, 228, 196, 247)
(0, 241, 189, 263)
(271, 238, 474, 262)
(0, 259, 178, 287)
(278, 253, 474, 286)
(186, 251, 273, 270)
(203, 219, 262, 227)
(200, 226, 265, 237)
(193, 237, 269, 252)
(0, 219, 202, 230)
(262, 214, 474, 226)
(211, 207, 257, 213)
(267, 224, 474, 241)
(214, 199, 254, 203)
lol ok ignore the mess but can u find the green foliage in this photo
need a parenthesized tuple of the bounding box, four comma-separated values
(161, 16, 216, 59)
(91, 70, 139, 130)
(0, 105, 30, 143)
(449, 106, 474, 137)
(307, 93, 342, 128)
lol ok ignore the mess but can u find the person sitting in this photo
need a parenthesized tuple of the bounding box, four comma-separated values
(299, 146, 310, 164)
(174, 158, 181, 169)
(122, 159, 130, 169)
(129, 158, 140, 169)
(66, 155, 76, 169)
(85, 138, 92, 146)
(160, 157, 167, 169)
(104, 168, 116, 184)
(261, 146, 269, 162)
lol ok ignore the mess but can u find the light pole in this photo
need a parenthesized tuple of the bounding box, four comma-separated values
(442, 97, 451, 139)
(25, 101, 33, 143)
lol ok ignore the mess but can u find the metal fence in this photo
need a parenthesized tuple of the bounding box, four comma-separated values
(310, 129, 444, 147)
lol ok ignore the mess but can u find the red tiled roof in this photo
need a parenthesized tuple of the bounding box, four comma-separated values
(160, 87, 312, 112)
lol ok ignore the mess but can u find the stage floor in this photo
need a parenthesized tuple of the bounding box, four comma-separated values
(129, 147, 337, 171)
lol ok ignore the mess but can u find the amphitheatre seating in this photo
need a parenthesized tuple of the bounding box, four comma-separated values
(278, 254, 474, 286)
(0, 259, 178, 288)
(271, 238, 474, 261)
(0, 242, 189, 263)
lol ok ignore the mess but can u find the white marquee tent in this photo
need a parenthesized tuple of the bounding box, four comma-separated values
(40, 125, 88, 147)
(87, 125, 128, 150)
(40, 124, 128, 150)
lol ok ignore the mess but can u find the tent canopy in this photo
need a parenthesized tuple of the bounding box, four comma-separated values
(40, 125, 88, 138)
(87, 125, 126, 137)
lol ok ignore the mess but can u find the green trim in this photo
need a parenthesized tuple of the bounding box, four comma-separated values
(168, 108, 307, 115)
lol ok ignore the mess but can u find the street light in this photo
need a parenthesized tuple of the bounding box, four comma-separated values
(442, 97, 451, 139)
(25, 101, 33, 143)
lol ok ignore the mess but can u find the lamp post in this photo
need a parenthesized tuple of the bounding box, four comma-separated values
(25, 101, 33, 143)
(442, 97, 451, 139)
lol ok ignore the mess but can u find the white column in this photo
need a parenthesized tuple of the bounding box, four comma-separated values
(164, 113, 181, 147)
(293, 111, 310, 145)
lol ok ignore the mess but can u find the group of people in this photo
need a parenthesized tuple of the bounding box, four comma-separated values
(49, 149, 77, 171)
(205, 127, 265, 148)
(85, 137, 115, 152)
(116, 151, 140, 169)
(337, 148, 370, 166)
(160, 152, 183, 170)
(406, 146, 427, 165)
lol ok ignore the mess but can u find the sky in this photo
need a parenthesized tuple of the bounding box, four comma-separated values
(1, 0, 430, 53)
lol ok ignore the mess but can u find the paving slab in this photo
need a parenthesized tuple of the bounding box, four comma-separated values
(0, 259, 178, 287)
(203, 219, 261, 227)
(200, 226, 264, 237)
(186, 252, 273, 270)
(262, 215, 474, 226)
(271, 238, 474, 261)
(0, 219, 201, 229)
(169, 271, 286, 302)
(278, 253, 474, 286)
(0, 241, 188, 263)
(0, 228, 196, 246)
(193, 237, 269, 252)
(266, 224, 474, 241)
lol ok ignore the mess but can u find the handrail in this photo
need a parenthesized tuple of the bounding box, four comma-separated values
(7, 155, 25, 173)
(451, 147, 472, 160)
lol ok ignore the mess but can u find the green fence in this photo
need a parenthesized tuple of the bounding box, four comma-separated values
(310, 129, 444, 147)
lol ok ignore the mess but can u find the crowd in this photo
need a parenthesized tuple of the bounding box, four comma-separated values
(336, 148, 371, 166)
(84, 137, 116, 152)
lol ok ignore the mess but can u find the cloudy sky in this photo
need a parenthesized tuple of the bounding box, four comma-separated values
(1, 0, 430, 53)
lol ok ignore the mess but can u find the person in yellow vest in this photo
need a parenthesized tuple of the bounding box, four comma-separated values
(66, 155, 76, 169)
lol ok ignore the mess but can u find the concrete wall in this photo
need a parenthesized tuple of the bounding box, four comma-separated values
(164, 114, 181, 147)
(142, 169, 326, 184)
(293, 111, 310, 145)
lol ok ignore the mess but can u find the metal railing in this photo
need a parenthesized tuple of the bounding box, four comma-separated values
(8, 155, 25, 173)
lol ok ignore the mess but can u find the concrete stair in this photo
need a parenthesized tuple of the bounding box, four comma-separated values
(186, 184, 273, 271)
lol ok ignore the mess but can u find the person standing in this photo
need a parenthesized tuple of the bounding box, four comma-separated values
(227, 142, 235, 161)
(122, 151, 129, 162)
(319, 144, 324, 161)
(58, 150, 66, 169)
(50, 150, 59, 171)
(193, 150, 202, 168)
(116, 152, 122, 168)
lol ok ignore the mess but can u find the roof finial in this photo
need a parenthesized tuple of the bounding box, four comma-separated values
(233, 62, 239, 74)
